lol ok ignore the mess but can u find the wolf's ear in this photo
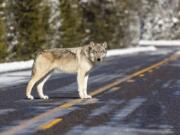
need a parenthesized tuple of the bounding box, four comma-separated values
(90, 41, 95, 47)
(102, 42, 107, 49)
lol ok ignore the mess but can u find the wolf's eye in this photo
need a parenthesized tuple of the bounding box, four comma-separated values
(93, 50, 97, 54)
(101, 50, 105, 53)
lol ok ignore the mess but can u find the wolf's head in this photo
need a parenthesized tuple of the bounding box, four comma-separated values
(86, 41, 107, 63)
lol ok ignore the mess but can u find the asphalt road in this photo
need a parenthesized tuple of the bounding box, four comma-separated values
(0, 48, 180, 135)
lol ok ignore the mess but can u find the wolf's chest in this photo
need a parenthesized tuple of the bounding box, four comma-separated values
(56, 56, 78, 73)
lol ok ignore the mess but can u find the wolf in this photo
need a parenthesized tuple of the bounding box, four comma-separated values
(26, 41, 107, 100)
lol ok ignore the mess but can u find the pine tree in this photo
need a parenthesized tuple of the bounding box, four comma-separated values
(0, 1, 7, 62)
(60, 0, 85, 48)
(81, 0, 118, 47)
(12, 0, 50, 60)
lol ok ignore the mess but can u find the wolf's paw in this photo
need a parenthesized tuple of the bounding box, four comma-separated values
(26, 95, 34, 100)
(80, 95, 92, 99)
(40, 95, 49, 100)
(84, 95, 92, 99)
(79, 93, 84, 99)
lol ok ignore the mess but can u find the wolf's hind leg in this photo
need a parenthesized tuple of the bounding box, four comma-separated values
(26, 68, 51, 100)
(37, 74, 51, 99)
(26, 74, 39, 100)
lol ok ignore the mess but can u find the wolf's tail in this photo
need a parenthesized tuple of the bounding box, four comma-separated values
(31, 52, 41, 76)
(31, 58, 37, 77)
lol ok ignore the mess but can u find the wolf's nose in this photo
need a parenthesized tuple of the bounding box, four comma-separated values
(97, 58, 101, 61)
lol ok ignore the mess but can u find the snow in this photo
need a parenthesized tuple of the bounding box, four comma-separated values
(0, 60, 33, 73)
(0, 70, 31, 88)
(110, 98, 146, 122)
(0, 46, 157, 73)
(1, 2, 6, 8)
(0, 109, 16, 115)
(139, 40, 180, 46)
(141, 0, 179, 40)
(175, 51, 180, 55)
(172, 17, 179, 23)
(106, 46, 157, 57)
(80, 0, 88, 3)
(66, 126, 173, 135)
(47, 0, 61, 48)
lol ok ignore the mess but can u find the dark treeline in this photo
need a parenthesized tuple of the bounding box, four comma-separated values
(0, 0, 180, 62)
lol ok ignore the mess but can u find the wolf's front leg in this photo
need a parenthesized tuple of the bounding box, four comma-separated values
(77, 71, 85, 99)
(83, 75, 92, 99)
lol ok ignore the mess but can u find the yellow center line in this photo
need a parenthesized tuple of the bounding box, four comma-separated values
(110, 86, 120, 92)
(148, 69, 153, 73)
(126, 79, 135, 83)
(0, 53, 178, 135)
(39, 118, 62, 130)
(139, 74, 144, 77)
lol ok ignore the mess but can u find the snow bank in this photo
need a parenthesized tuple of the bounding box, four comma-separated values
(106, 46, 157, 57)
(139, 40, 180, 46)
(0, 60, 33, 73)
(0, 46, 157, 73)
(175, 51, 180, 55)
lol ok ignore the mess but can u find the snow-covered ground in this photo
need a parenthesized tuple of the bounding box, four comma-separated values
(0, 60, 33, 73)
(0, 70, 31, 88)
(139, 40, 180, 46)
(0, 46, 157, 73)
(106, 46, 156, 57)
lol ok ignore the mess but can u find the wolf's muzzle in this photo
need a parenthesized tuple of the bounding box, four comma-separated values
(97, 58, 101, 61)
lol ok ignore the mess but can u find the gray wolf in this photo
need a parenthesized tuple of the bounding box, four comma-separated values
(26, 42, 107, 100)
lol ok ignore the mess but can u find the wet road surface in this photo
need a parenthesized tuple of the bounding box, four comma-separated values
(0, 48, 180, 135)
